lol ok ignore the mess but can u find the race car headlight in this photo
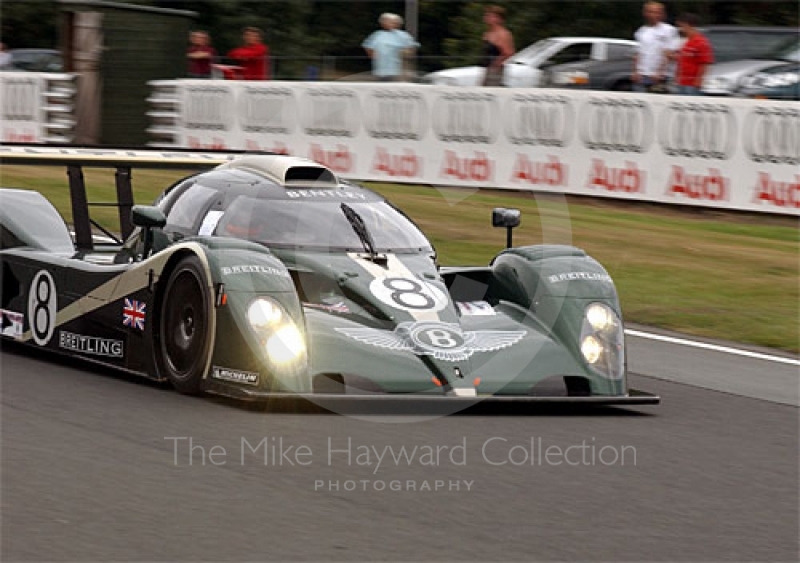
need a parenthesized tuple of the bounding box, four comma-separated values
(581, 335, 604, 364)
(585, 302, 618, 333)
(580, 302, 624, 379)
(247, 298, 284, 328)
(247, 297, 306, 365)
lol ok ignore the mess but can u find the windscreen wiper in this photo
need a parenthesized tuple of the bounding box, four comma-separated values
(340, 203, 386, 264)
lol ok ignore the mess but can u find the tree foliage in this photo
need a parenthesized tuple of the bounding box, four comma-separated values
(1, 0, 61, 48)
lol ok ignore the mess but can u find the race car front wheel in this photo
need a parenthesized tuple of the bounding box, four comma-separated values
(157, 255, 212, 394)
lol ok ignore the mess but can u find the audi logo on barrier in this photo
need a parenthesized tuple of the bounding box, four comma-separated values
(237, 86, 296, 135)
(744, 107, 799, 165)
(2, 78, 38, 121)
(182, 86, 235, 131)
(300, 88, 360, 138)
(432, 92, 498, 144)
(363, 89, 427, 141)
(658, 102, 736, 160)
(505, 93, 573, 147)
(579, 98, 654, 153)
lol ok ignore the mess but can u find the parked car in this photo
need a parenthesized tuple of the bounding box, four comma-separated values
(541, 34, 800, 92)
(542, 26, 799, 92)
(423, 37, 637, 87)
(702, 38, 799, 95)
(541, 25, 800, 95)
(737, 61, 800, 100)
(3, 49, 63, 72)
(702, 25, 800, 63)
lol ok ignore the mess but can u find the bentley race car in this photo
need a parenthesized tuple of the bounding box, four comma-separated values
(0, 146, 658, 407)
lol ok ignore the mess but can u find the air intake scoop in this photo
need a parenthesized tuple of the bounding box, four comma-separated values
(217, 155, 338, 188)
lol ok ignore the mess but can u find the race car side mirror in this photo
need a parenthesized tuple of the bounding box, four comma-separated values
(492, 208, 521, 248)
(132, 206, 166, 258)
(132, 205, 167, 229)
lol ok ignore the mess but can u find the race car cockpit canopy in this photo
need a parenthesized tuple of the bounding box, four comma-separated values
(160, 166, 432, 253)
(213, 197, 432, 253)
(0, 147, 431, 254)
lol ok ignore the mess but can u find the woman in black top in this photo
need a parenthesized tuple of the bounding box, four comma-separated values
(481, 5, 515, 86)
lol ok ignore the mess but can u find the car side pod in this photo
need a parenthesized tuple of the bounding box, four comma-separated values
(492, 207, 521, 249)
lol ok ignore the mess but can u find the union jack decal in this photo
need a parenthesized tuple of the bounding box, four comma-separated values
(123, 298, 146, 331)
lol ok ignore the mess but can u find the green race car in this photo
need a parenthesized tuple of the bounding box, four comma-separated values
(0, 146, 658, 408)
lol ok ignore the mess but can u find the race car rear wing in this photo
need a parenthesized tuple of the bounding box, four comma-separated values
(0, 145, 255, 250)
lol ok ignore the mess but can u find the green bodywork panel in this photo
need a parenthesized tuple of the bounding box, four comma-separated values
(196, 241, 627, 397)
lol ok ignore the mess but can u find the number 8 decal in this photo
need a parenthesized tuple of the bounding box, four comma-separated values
(383, 278, 435, 310)
(28, 270, 57, 346)
(369, 276, 447, 313)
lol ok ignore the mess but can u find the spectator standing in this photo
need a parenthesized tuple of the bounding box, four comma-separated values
(632, 1, 680, 92)
(186, 31, 216, 78)
(673, 13, 714, 95)
(481, 5, 515, 86)
(228, 27, 269, 80)
(362, 13, 419, 81)
(0, 44, 11, 69)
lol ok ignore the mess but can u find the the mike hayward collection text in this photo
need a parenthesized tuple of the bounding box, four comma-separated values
(165, 436, 637, 470)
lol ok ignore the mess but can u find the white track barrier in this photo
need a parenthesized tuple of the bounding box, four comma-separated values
(143, 79, 796, 216)
(1, 72, 76, 144)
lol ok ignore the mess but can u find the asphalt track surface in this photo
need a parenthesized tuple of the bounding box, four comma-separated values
(1, 334, 798, 562)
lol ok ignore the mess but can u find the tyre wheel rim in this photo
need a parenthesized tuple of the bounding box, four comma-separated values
(163, 270, 206, 378)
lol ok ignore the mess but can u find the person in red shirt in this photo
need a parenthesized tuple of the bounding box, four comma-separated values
(674, 13, 714, 95)
(227, 27, 269, 80)
(186, 31, 216, 78)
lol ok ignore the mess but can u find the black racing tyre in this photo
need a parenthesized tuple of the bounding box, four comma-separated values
(157, 255, 213, 394)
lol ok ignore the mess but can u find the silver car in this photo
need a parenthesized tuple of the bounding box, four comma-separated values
(424, 37, 637, 87)
(702, 38, 799, 95)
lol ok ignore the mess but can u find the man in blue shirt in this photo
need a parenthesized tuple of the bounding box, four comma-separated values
(362, 13, 420, 81)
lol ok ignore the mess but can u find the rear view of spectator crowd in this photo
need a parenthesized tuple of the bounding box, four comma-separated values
(185, 27, 269, 80)
(672, 12, 714, 95)
(186, 31, 215, 78)
(362, 13, 419, 81)
(185, 1, 713, 95)
(634, 1, 713, 95)
(228, 27, 269, 80)
(480, 5, 515, 86)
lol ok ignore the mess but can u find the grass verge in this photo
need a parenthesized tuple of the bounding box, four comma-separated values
(1, 165, 797, 352)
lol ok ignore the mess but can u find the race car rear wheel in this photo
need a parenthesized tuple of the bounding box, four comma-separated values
(157, 256, 212, 394)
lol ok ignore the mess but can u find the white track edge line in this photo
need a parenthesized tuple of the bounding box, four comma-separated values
(625, 329, 800, 367)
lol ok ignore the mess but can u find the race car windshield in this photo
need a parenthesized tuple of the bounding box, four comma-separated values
(215, 198, 433, 253)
